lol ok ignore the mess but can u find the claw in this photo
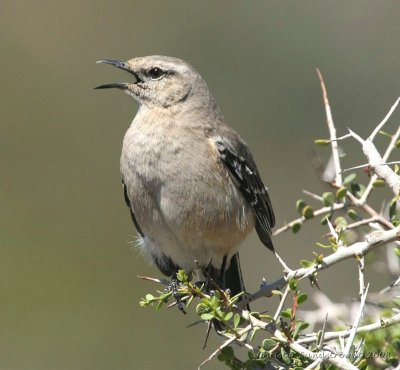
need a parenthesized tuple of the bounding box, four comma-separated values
(166, 278, 186, 314)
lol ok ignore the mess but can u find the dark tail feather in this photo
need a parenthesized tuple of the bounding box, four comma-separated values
(224, 253, 247, 303)
(255, 221, 275, 252)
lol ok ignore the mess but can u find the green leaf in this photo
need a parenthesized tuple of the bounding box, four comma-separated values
(394, 247, 400, 257)
(373, 179, 386, 188)
(343, 173, 357, 185)
(313, 252, 324, 264)
(291, 222, 302, 233)
(299, 321, 310, 331)
(261, 338, 277, 351)
(396, 139, 400, 148)
(379, 130, 392, 138)
(280, 347, 290, 364)
(302, 205, 314, 219)
(334, 216, 347, 230)
(347, 209, 358, 220)
(395, 164, 399, 174)
(296, 199, 307, 213)
(196, 302, 208, 314)
(186, 295, 194, 308)
(145, 294, 155, 301)
(297, 293, 308, 305)
(288, 278, 298, 291)
(316, 242, 332, 249)
(300, 259, 314, 268)
(224, 311, 233, 321)
(322, 192, 335, 206)
(176, 269, 188, 282)
(281, 308, 292, 319)
(336, 186, 348, 199)
(350, 182, 366, 197)
(233, 313, 240, 329)
(201, 313, 215, 321)
(314, 139, 330, 145)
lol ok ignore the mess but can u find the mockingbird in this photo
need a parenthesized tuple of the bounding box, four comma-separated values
(96, 55, 275, 301)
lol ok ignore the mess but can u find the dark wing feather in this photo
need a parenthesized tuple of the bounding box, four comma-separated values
(215, 132, 275, 251)
(122, 179, 144, 237)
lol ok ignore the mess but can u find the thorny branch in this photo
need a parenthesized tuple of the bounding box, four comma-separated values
(210, 75, 400, 368)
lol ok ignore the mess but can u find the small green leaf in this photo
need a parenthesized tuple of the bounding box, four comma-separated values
(176, 269, 188, 282)
(313, 252, 324, 264)
(299, 322, 310, 331)
(291, 222, 301, 233)
(233, 313, 240, 329)
(373, 179, 386, 188)
(288, 278, 298, 291)
(280, 347, 290, 364)
(336, 186, 348, 199)
(394, 247, 400, 257)
(186, 295, 194, 308)
(314, 139, 330, 145)
(334, 216, 347, 230)
(396, 139, 400, 149)
(302, 205, 314, 219)
(300, 259, 314, 268)
(201, 313, 215, 321)
(261, 338, 277, 351)
(322, 192, 335, 206)
(316, 242, 332, 249)
(350, 182, 366, 197)
(296, 199, 307, 213)
(196, 302, 208, 314)
(281, 308, 292, 318)
(379, 130, 392, 138)
(224, 311, 233, 321)
(343, 173, 357, 185)
(145, 294, 155, 301)
(297, 293, 308, 305)
(395, 164, 399, 174)
(347, 209, 358, 220)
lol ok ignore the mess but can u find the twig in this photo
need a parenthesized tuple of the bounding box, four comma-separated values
(369, 97, 400, 141)
(360, 105, 400, 203)
(341, 161, 400, 173)
(198, 325, 251, 369)
(346, 129, 400, 197)
(138, 275, 170, 285)
(317, 69, 343, 186)
(273, 202, 345, 236)
(302, 189, 323, 202)
(343, 283, 369, 356)
(357, 256, 365, 298)
(298, 311, 400, 345)
(253, 226, 400, 301)
(273, 285, 291, 322)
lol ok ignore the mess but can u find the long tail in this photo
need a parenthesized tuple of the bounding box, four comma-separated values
(224, 253, 246, 300)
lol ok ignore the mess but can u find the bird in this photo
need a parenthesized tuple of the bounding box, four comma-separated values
(95, 55, 275, 304)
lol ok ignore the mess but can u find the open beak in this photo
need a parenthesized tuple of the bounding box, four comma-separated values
(95, 59, 139, 89)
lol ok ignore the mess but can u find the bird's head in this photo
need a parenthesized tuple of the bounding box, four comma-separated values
(95, 55, 205, 109)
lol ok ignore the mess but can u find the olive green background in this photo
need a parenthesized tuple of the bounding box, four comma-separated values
(1, 1, 400, 369)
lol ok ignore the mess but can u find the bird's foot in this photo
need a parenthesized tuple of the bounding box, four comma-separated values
(164, 278, 186, 314)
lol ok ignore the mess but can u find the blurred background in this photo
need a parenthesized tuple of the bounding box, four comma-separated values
(1, 1, 400, 369)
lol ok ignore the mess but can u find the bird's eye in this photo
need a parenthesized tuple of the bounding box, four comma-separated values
(147, 67, 165, 80)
